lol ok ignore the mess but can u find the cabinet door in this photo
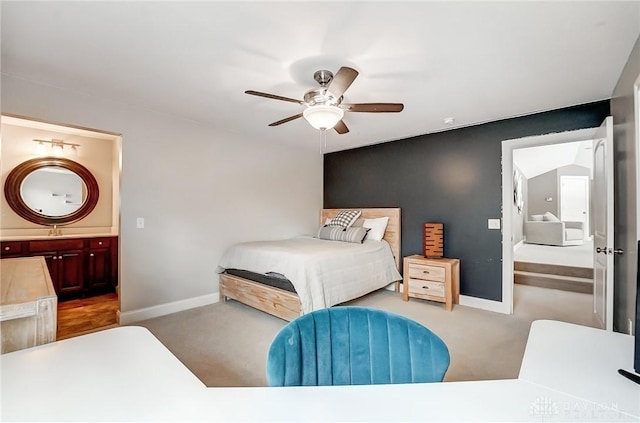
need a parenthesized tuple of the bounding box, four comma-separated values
(57, 250, 84, 294)
(39, 251, 59, 291)
(87, 248, 111, 290)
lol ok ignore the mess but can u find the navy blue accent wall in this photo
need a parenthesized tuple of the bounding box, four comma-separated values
(324, 100, 610, 302)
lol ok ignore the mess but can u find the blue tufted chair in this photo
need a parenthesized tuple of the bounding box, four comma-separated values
(266, 306, 450, 386)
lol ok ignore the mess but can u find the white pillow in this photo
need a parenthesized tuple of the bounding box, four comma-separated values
(363, 217, 389, 241)
(543, 212, 560, 222)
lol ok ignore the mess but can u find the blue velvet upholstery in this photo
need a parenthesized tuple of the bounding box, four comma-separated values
(266, 306, 450, 386)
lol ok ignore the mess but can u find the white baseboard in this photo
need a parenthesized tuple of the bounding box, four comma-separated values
(118, 292, 219, 325)
(513, 240, 524, 251)
(459, 295, 510, 314)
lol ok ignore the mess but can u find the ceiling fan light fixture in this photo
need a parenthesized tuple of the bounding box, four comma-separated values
(303, 105, 344, 130)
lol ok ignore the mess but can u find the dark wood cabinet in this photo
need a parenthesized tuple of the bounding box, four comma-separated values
(29, 239, 85, 296)
(86, 238, 113, 291)
(0, 236, 118, 300)
(42, 249, 84, 294)
(1, 241, 23, 258)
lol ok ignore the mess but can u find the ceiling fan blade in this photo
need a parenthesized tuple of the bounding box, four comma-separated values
(268, 113, 303, 126)
(245, 90, 304, 105)
(341, 103, 404, 113)
(326, 67, 359, 97)
(334, 120, 349, 134)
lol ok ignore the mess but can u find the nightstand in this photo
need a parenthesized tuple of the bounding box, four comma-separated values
(402, 255, 460, 311)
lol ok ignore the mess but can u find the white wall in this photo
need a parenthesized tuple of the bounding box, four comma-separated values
(1, 75, 323, 319)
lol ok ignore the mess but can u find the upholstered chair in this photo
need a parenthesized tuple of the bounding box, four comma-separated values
(266, 306, 450, 386)
(524, 212, 585, 246)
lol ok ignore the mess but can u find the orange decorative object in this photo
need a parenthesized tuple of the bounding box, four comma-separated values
(423, 223, 444, 258)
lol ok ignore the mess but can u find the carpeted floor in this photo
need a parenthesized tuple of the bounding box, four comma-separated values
(132, 284, 597, 387)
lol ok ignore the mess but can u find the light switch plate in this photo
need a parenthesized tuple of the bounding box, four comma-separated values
(136, 217, 145, 229)
(488, 219, 501, 229)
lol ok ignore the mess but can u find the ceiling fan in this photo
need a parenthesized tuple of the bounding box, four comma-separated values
(245, 67, 404, 134)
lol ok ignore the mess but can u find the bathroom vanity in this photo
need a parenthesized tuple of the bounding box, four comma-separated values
(0, 235, 118, 299)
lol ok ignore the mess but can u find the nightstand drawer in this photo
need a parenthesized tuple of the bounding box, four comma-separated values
(407, 263, 445, 282)
(408, 279, 445, 298)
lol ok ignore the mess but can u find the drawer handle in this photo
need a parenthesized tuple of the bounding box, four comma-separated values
(4, 246, 9, 251)
(422, 270, 430, 274)
(422, 286, 430, 289)
(90, 253, 94, 257)
(58, 256, 63, 259)
(52, 256, 57, 260)
(98, 242, 102, 245)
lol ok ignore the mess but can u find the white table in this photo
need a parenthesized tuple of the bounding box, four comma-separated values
(520, 320, 639, 419)
(1, 321, 638, 422)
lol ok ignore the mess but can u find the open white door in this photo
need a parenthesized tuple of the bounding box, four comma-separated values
(592, 116, 614, 331)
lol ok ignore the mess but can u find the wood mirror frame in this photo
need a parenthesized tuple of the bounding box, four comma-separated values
(4, 157, 99, 226)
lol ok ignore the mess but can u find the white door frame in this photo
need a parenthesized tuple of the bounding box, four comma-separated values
(501, 127, 598, 314)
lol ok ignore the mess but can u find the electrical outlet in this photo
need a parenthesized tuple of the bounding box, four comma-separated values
(488, 219, 501, 230)
(136, 217, 145, 229)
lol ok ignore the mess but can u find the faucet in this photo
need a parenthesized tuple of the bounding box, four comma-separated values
(48, 225, 62, 236)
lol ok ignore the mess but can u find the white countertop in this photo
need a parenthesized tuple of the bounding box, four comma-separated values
(1, 321, 638, 422)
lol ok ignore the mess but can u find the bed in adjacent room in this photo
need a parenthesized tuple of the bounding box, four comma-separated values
(218, 208, 402, 320)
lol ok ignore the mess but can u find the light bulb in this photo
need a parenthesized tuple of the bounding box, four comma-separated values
(52, 143, 64, 157)
(35, 141, 47, 156)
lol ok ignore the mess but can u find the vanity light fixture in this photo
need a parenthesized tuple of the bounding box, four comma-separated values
(33, 139, 80, 157)
(303, 105, 344, 130)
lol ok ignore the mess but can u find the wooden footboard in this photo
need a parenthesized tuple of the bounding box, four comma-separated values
(219, 273, 301, 321)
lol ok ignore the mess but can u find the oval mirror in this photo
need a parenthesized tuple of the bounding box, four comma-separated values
(4, 157, 99, 226)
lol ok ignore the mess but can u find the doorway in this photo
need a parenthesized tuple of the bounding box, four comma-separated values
(511, 141, 595, 326)
(0, 115, 122, 339)
(501, 127, 601, 316)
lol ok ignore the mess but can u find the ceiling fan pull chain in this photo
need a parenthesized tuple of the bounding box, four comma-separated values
(319, 129, 327, 155)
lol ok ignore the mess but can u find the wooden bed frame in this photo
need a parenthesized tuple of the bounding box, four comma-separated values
(219, 208, 402, 321)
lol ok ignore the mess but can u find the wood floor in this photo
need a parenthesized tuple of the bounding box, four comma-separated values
(57, 293, 119, 340)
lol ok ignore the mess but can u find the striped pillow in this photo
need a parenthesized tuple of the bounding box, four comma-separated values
(317, 226, 369, 244)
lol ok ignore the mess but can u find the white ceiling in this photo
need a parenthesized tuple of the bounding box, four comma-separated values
(2, 1, 639, 153)
(513, 141, 593, 179)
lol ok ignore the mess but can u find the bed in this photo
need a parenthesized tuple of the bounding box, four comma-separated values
(218, 208, 401, 321)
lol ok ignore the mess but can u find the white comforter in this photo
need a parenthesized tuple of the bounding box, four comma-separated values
(218, 236, 402, 314)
